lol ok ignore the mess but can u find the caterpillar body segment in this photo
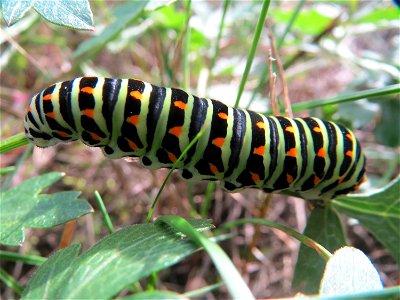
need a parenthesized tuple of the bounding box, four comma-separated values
(24, 77, 366, 200)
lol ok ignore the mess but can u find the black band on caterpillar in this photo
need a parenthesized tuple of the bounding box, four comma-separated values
(24, 77, 367, 200)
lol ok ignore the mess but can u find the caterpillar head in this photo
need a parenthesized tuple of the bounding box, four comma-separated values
(24, 92, 75, 148)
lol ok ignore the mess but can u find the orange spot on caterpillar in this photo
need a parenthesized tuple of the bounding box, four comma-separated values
(126, 115, 139, 126)
(174, 101, 186, 110)
(346, 133, 353, 141)
(89, 132, 102, 142)
(209, 163, 219, 174)
(218, 112, 228, 120)
(56, 131, 71, 138)
(256, 122, 266, 130)
(287, 174, 294, 184)
(169, 126, 183, 137)
(313, 127, 322, 133)
(82, 109, 95, 118)
(285, 126, 295, 133)
(130, 90, 142, 100)
(45, 112, 56, 119)
(251, 172, 260, 183)
(81, 87, 94, 94)
(287, 148, 297, 157)
(253, 146, 265, 156)
(128, 140, 138, 150)
(167, 152, 177, 162)
(361, 175, 367, 183)
(42, 94, 52, 101)
(314, 176, 321, 185)
(338, 176, 345, 184)
(300, 114, 309, 118)
(212, 137, 225, 148)
(346, 150, 353, 158)
(317, 148, 325, 158)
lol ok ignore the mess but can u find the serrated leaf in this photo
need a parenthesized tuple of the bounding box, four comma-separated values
(320, 247, 383, 295)
(332, 177, 400, 263)
(292, 207, 347, 294)
(22, 218, 214, 299)
(0, 172, 93, 246)
(33, 0, 93, 30)
(73, 0, 147, 59)
(1, 0, 93, 30)
(1, 0, 33, 26)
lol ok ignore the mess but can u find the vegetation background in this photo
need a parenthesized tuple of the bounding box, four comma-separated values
(1, 0, 399, 299)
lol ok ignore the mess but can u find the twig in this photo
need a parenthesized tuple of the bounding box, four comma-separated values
(268, 23, 293, 118)
(59, 220, 77, 249)
(268, 50, 279, 116)
(283, 14, 342, 70)
(2, 29, 44, 73)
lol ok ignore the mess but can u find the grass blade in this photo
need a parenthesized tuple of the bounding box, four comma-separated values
(0, 250, 46, 265)
(220, 218, 332, 261)
(94, 191, 114, 234)
(0, 133, 29, 154)
(157, 216, 255, 300)
(0, 267, 23, 296)
(234, 0, 271, 108)
(287, 84, 400, 114)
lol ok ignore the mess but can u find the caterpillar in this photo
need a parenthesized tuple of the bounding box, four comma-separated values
(24, 77, 366, 200)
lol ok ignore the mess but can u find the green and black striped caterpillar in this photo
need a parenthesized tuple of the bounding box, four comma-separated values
(24, 77, 366, 200)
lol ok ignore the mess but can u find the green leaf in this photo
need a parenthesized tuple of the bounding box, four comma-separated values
(151, 4, 185, 30)
(355, 7, 400, 24)
(1, 0, 94, 30)
(1, 0, 33, 26)
(73, 0, 148, 59)
(22, 218, 214, 299)
(292, 207, 347, 294)
(332, 177, 400, 264)
(0, 172, 93, 246)
(121, 290, 187, 300)
(21, 244, 82, 299)
(33, 0, 94, 30)
(271, 6, 333, 35)
(157, 216, 255, 300)
(320, 247, 383, 295)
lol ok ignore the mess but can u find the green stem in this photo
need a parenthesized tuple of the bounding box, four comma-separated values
(200, 182, 216, 218)
(183, 0, 192, 90)
(277, 0, 305, 49)
(2, 144, 33, 190)
(146, 126, 207, 223)
(284, 84, 400, 114)
(220, 218, 332, 261)
(94, 191, 114, 234)
(0, 133, 29, 154)
(234, 0, 270, 108)
(157, 216, 255, 299)
(209, 0, 231, 81)
(247, 0, 305, 110)
(0, 250, 46, 265)
(184, 282, 224, 298)
(0, 267, 23, 296)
